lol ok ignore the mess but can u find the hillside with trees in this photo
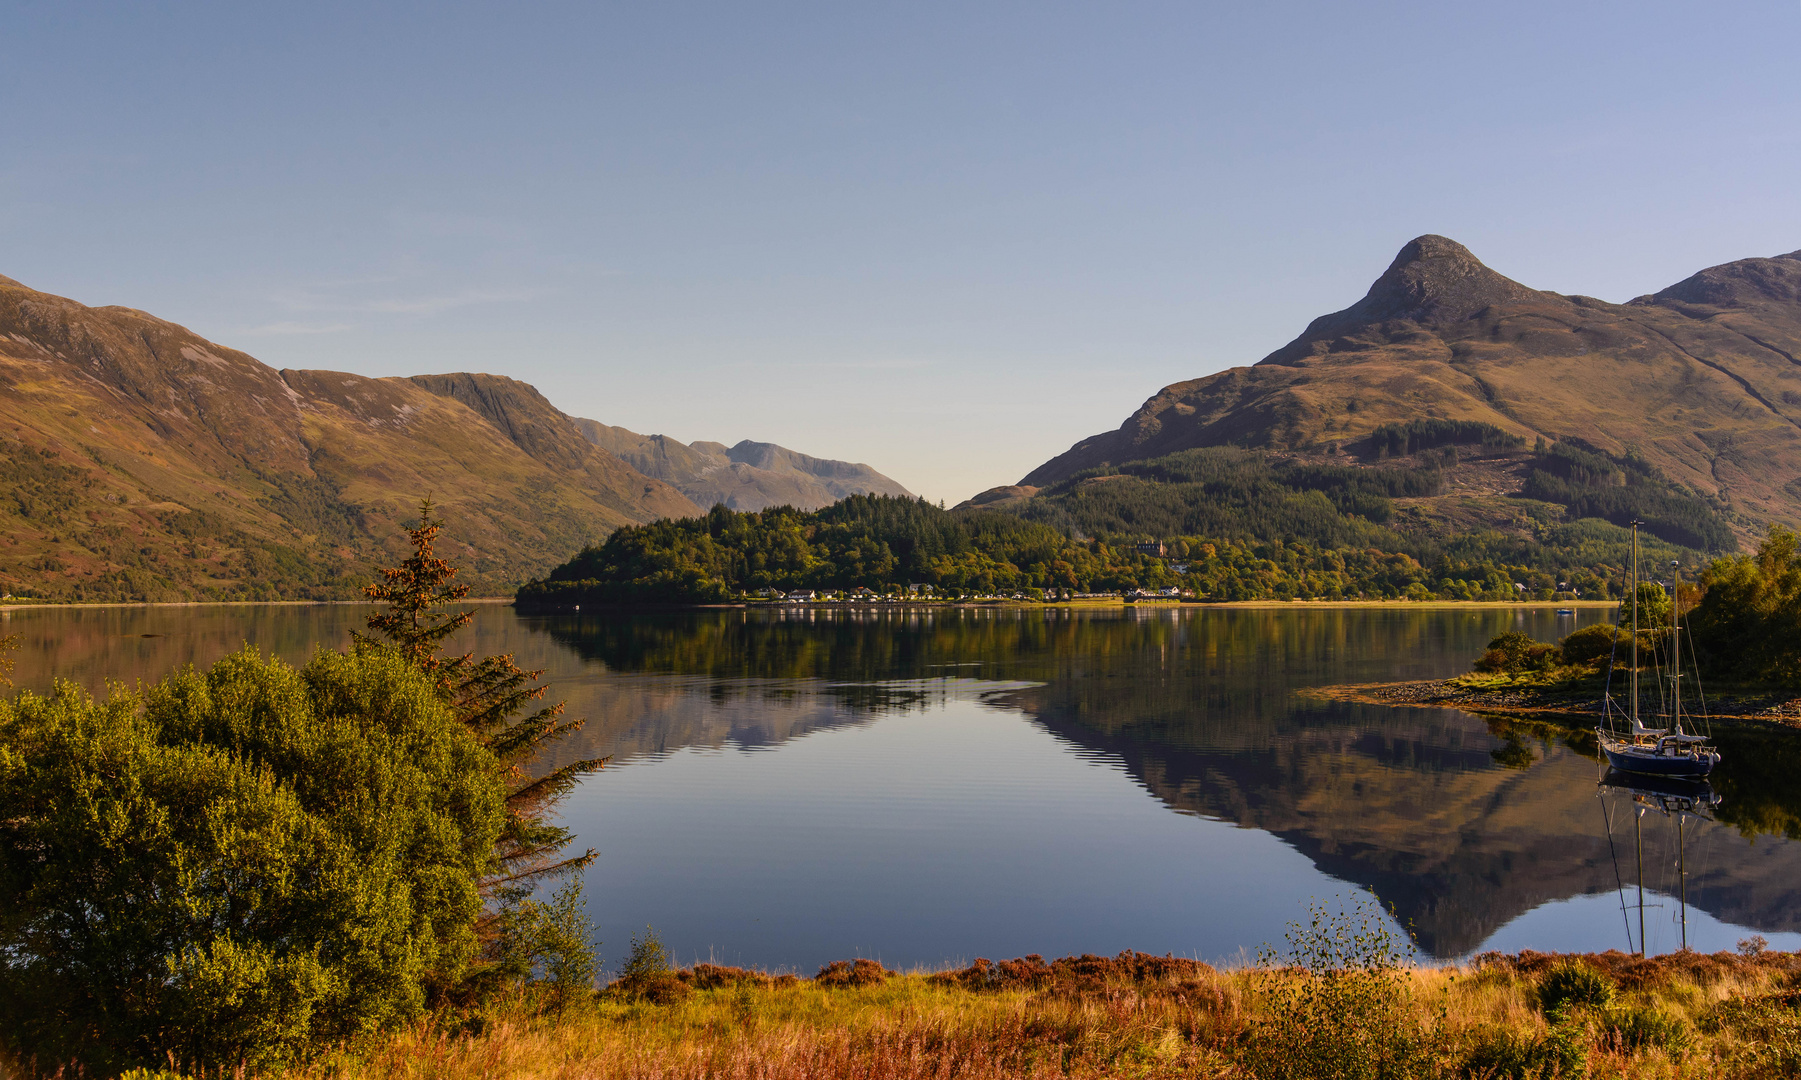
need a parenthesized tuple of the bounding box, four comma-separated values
(516, 493, 1693, 608)
(982, 433, 1735, 555)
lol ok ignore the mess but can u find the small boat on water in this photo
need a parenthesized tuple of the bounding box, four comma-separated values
(1595, 521, 1719, 779)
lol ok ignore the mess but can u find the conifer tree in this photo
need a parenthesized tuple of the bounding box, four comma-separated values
(357, 499, 606, 895)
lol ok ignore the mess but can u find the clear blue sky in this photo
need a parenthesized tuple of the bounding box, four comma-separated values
(4, 1, 1798, 503)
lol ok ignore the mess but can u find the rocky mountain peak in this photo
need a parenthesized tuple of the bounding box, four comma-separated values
(1258, 235, 1548, 366)
(1367, 235, 1540, 316)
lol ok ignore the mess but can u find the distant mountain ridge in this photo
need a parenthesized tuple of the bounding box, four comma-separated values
(0, 272, 903, 601)
(1007, 236, 1801, 542)
(575, 420, 912, 512)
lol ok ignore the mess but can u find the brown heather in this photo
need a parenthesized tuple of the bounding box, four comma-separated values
(248, 950, 1801, 1080)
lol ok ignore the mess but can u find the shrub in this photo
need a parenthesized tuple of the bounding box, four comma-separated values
(1246, 896, 1439, 1080)
(0, 647, 506, 1074)
(1560, 624, 1626, 667)
(1474, 632, 1561, 674)
(492, 881, 600, 1014)
(1537, 960, 1616, 1016)
(1602, 1005, 1692, 1054)
(816, 958, 895, 988)
(612, 926, 687, 1004)
(1461, 1026, 1587, 1079)
(1710, 995, 1801, 1078)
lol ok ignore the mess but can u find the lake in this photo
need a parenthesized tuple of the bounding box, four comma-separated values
(7, 601, 1799, 973)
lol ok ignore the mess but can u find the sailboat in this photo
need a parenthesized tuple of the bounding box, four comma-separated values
(1594, 521, 1720, 778)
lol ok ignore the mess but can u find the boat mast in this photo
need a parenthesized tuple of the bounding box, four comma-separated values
(1670, 561, 1682, 737)
(1630, 521, 1641, 732)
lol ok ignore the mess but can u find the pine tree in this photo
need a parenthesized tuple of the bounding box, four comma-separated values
(357, 499, 606, 894)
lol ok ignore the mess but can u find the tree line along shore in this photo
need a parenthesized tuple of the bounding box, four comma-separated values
(1300, 531, 1801, 736)
(513, 494, 1723, 611)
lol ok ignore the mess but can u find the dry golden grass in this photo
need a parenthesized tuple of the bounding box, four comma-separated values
(260, 951, 1800, 1080)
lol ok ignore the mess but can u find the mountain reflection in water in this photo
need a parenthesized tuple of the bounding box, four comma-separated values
(528, 606, 1801, 959)
(7, 602, 1798, 963)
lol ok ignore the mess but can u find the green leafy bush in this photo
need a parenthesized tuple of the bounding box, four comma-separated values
(1461, 1024, 1587, 1079)
(612, 926, 687, 1004)
(1559, 624, 1625, 667)
(1603, 1005, 1692, 1054)
(1474, 632, 1561, 674)
(1709, 995, 1801, 1078)
(1536, 961, 1615, 1016)
(493, 882, 600, 1014)
(1690, 526, 1801, 687)
(1247, 896, 1440, 1080)
(0, 646, 507, 1073)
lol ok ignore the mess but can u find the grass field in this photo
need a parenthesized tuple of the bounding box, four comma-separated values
(252, 948, 1801, 1080)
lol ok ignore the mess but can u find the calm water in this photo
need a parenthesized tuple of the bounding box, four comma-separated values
(7, 602, 1800, 971)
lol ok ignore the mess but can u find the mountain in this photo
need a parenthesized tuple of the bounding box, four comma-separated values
(1007, 237, 1801, 543)
(0, 272, 715, 600)
(574, 420, 912, 511)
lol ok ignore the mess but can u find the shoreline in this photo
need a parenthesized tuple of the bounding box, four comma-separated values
(523, 597, 1623, 614)
(0, 597, 518, 613)
(1306, 678, 1801, 730)
(3, 596, 1618, 614)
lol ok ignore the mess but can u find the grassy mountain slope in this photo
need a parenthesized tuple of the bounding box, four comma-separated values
(574, 419, 913, 511)
(987, 435, 1734, 560)
(0, 273, 700, 600)
(1013, 237, 1801, 543)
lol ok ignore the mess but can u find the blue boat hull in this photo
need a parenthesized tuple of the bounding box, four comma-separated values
(1601, 743, 1718, 778)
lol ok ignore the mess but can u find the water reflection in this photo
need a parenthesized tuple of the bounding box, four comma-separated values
(531, 607, 1801, 958)
(8, 602, 1799, 963)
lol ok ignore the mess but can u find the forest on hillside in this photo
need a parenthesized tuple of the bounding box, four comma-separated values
(516, 491, 1698, 608)
(1013, 434, 1736, 554)
(518, 427, 1734, 607)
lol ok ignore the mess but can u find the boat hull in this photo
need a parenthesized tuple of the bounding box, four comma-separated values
(1600, 769, 1717, 802)
(1599, 741, 1718, 778)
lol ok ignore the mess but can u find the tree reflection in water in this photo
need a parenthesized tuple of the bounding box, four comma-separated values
(530, 606, 1801, 958)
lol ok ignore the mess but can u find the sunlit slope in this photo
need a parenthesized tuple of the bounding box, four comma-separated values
(1020, 237, 1801, 536)
(0, 273, 698, 600)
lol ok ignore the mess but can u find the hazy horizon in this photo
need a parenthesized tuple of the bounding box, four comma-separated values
(5, 2, 1799, 502)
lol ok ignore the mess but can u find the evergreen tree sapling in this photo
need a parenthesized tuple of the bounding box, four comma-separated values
(356, 500, 607, 981)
